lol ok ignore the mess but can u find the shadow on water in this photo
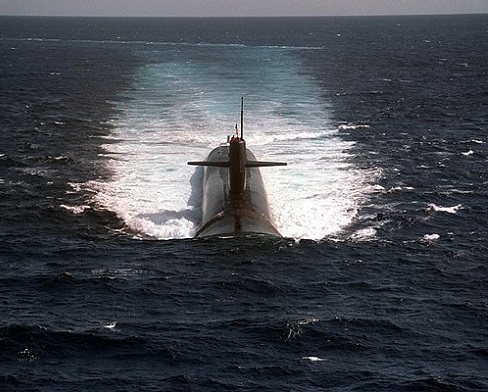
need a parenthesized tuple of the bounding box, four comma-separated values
(128, 166, 203, 238)
(136, 209, 200, 227)
(187, 166, 204, 211)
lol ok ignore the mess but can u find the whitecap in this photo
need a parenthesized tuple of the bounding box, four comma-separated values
(104, 322, 117, 330)
(302, 356, 327, 362)
(388, 186, 415, 193)
(422, 233, 440, 242)
(337, 123, 370, 130)
(60, 204, 90, 214)
(349, 226, 378, 242)
(426, 203, 463, 214)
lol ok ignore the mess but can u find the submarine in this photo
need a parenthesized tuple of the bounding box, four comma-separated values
(188, 98, 287, 238)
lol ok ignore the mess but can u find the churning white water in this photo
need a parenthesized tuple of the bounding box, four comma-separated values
(89, 43, 378, 240)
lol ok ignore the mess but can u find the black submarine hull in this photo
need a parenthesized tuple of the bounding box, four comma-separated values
(195, 145, 281, 238)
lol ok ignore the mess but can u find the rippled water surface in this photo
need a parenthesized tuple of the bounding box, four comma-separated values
(0, 15, 487, 391)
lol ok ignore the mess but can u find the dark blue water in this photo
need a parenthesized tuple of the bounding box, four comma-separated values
(0, 16, 487, 391)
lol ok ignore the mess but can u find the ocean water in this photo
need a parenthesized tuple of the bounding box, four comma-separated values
(0, 15, 487, 391)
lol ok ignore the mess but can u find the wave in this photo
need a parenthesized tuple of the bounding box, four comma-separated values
(2, 36, 322, 51)
(426, 203, 463, 214)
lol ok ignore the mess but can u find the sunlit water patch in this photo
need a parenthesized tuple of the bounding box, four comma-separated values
(88, 43, 379, 240)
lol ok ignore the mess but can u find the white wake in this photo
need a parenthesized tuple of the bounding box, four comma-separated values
(87, 44, 378, 240)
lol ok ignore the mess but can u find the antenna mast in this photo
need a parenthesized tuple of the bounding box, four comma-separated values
(240, 97, 244, 140)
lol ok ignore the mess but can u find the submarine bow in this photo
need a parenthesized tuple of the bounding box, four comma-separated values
(188, 99, 286, 238)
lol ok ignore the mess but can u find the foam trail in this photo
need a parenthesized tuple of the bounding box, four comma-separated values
(89, 44, 378, 240)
